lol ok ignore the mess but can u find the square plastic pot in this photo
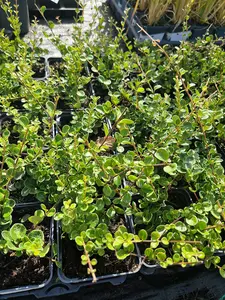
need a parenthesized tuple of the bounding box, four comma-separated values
(56, 215, 141, 288)
(137, 188, 193, 275)
(0, 202, 54, 297)
(47, 57, 94, 109)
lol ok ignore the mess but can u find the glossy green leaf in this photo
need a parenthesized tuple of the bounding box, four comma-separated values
(155, 148, 170, 162)
(138, 229, 148, 241)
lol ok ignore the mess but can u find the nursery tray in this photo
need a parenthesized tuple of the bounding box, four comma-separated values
(0, 202, 54, 299)
(108, 0, 225, 46)
(2, 261, 225, 299)
(28, 0, 83, 19)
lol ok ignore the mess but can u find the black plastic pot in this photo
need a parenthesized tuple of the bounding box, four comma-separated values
(32, 57, 47, 80)
(108, 0, 225, 45)
(0, 0, 29, 35)
(55, 110, 73, 134)
(216, 142, 225, 169)
(0, 113, 19, 143)
(137, 188, 193, 275)
(28, 0, 82, 19)
(56, 215, 141, 289)
(190, 25, 213, 41)
(47, 57, 94, 109)
(0, 202, 54, 297)
(0, 111, 55, 153)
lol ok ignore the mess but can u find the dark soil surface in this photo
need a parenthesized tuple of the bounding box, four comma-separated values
(62, 216, 138, 279)
(0, 254, 50, 289)
(49, 60, 65, 76)
(32, 60, 46, 78)
(0, 207, 51, 289)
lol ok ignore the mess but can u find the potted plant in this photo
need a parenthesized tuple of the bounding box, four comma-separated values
(35, 107, 143, 283)
(0, 202, 54, 295)
(46, 57, 94, 110)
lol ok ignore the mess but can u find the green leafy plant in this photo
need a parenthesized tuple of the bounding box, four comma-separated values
(1, 0, 225, 285)
(0, 223, 49, 257)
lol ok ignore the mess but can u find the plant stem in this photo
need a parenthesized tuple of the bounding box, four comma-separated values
(82, 242, 97, 283)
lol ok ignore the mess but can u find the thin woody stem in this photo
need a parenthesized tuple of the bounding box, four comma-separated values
(83, 242, 97, 283)
(134, 239, 202, 244)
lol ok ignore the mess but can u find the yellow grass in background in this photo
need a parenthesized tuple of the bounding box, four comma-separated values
(214, 1, 225, 26)
(139, 0, 148, 10)
(192, 0, 218, 24)
(133, 0, 225, 26)
(146, 0, 172, 25)
(172, 0, 195, 26)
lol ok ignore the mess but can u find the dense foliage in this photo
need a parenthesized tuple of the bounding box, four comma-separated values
(1, 1, 225, 283)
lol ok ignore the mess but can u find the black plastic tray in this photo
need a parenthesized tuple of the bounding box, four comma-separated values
(4, 265, 225, 299)
(28, 0, 83, 19)
(108, 0, 225, 45)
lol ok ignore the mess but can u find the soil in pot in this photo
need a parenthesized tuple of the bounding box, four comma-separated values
(62, 216, 137, 279)
(48, 58, 65, 77)
(0, 206, 51, 289)
(167, 188, 192, 209)
(92, 78, 109, 100)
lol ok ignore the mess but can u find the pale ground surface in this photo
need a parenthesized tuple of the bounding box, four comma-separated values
(24, 0, 113, 57)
